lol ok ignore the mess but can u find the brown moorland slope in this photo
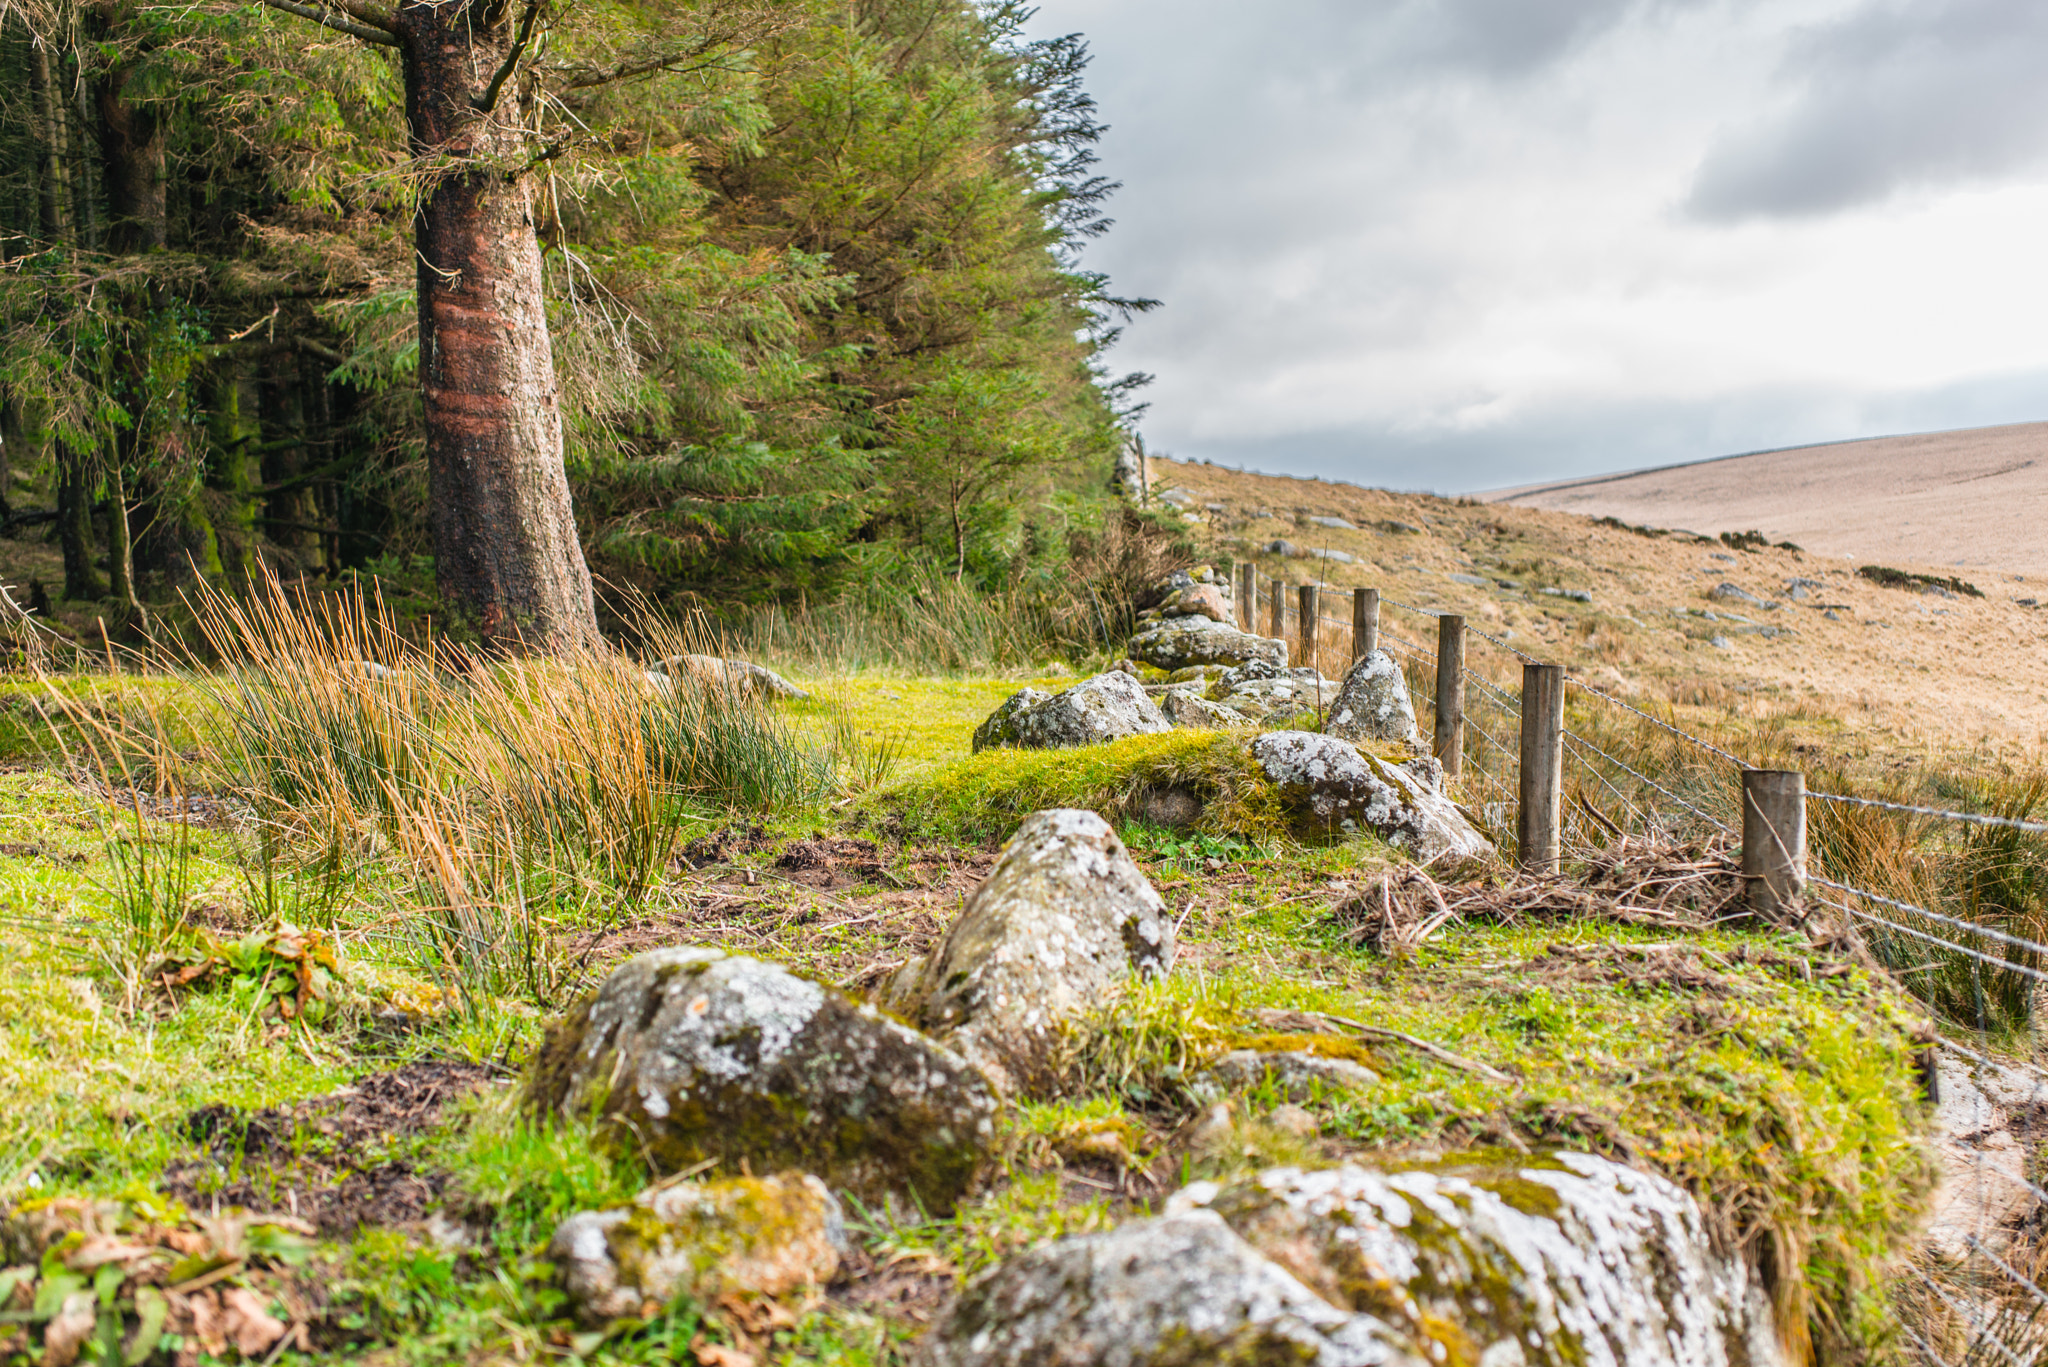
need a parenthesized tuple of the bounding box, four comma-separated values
(1487, 421, 2048, 579)
(1145, 452, 2048, 765)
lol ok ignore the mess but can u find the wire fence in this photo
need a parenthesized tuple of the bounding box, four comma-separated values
(1245, 578, 2048, 1358)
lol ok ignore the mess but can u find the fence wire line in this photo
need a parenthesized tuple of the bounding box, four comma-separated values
(1817, 897, 2048, 987)
(1562, 674, 1754, 771)
(1558, 729, 1733, 833)
(1810, 875, 2048, 962)
(1807, 790, 2048, 836)
(1565, 734, 1652, 826)
(1968, 1235, 2048, 1317)
(1896, 1320, 1956, 1367)
(1908, 1264, 2032, 1367)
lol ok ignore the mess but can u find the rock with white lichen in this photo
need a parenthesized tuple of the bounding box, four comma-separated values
(972, 673, 1170, 752)
(1322, 649, 1421, 749)
(1190, 1050, 1380, 1103)
(1160, 687, 1250, 729)
(920, 1155, 1786, 1367)
(1128, 616, 1287, 672)
(886, 810, 1173, 1091)
(1250, 731, 1494, 861)
(524, 947, 998, 1212)
(550, 1172, 846, 1324)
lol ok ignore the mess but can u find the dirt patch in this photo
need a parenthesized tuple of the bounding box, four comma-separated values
(161, 1061, 494, 1235)
(772, 835, 886, 887)
(676, 822, 772, 869)
(1519, 941, 1736, 995)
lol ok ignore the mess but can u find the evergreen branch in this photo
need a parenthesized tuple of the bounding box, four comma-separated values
(473, 0, 547, 113)
(257, 0, 398, 46)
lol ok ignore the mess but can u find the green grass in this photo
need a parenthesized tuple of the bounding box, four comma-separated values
(0, 650, 1949, 1367)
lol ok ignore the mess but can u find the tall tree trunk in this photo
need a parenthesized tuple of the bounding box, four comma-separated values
(93, 57, 164, 254)
(58, 451, 105, 601)
(27, 40, 67, 244)
(105, 465, 137, 610)
(395, 0, 598, 653)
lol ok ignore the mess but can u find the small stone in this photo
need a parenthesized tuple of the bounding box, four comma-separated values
(1160, 688, 1248, 729)
(1196, 1050, 1379, 1102)
(1162, 583, 1231, 623)
(1322, 650, 1421, 749)
(1711, 635, 1733, 649)
(525, 948, 997, 1212)
(1266, 1104, 1319, 1138)
(1447, 573, 1489, 587)
(1309, 516, 1356, 530)
(886, 810, 1172, 1091)
(657, 654, 808, 700)
(1265, 538, 1300, 557)
(551, 1172, 847, 1326)
(1156, 488, 1198, 507)
(1706, 583, 1762, 606)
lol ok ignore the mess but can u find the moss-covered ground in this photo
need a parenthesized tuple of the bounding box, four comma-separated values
(0, 668, 1940, 1366)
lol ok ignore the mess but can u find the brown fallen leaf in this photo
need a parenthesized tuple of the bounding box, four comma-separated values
(221, 1287, 287, 1357)
(185, 1289, 228, 1358)
(66, 1238, 154, 1270)
(41, 1290, 97, 1367)
(689, 1334, 757, 1367)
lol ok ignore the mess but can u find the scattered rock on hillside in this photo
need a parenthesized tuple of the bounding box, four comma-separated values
(1265, 538, 1300, 557)
(1128, 616, 1288, 672)
(1159, 687, 1248, 729)
(919, 1209, 1417, 1367)
(885, 810, 1172, 1091)
(1250, 731, 1495, 860)
(525, 947, 997, 1212)
(551, 1172, 846, 1324)
(1309, 515, 1356, 530)
(1322, 650, 1421, 748)
(1192, 1050, 1380, 1103)
(655, 654, 808, 700)
(1174, 1156, 1785, 1367)
(973, 673, 1171, 752)
(1309, 548, 1357, 565)
(1706, 583, 1763, 606)
(971, 687, 1051, 752)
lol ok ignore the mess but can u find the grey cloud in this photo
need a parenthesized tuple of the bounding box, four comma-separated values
(1688, 0, 2048, 219)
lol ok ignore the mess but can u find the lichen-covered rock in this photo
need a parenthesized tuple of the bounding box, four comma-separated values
(655, 653, 808, 700)
(1192, 1050, 1380, 1103)
(887, 810, 1172, 1090)
(1128, 616, 1287, 671)
(550, 1172, 846, 1324)
(972, 687, 1052, 753)
(973, 673, 1171, 752)
(1161, 583, 1231, 623)
(525, 947, 997, 1212)
(1179, 1156, 1786, 1367)
(1323, 650, 1421, 748)
(919, 1209, 1421, 1367)
(1250, 731, 1495, 861)
(1160, 687, 1249, 730)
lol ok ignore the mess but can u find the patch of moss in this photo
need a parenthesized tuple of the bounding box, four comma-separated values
(875, 730, 1290, 844)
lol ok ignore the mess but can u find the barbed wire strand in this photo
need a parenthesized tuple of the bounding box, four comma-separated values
(1906, 1265, 2031, 1367)
(1816, 897, 2048, 987)
(1564, 734, 1652, 826)
(1967, 1235, 2048, 1316)
(1811, 875, 2048, 961)
(1894, 1320, 1957, 1367)
(1563, 675, 1752, 770)
(1559, 729, 1733, 833)
(1807, 790, 2048, 836)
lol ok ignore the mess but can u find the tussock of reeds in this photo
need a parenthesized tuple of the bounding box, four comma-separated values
(43, 571, 835, 1013)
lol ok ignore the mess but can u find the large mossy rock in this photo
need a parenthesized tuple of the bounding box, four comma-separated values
(1323, 649, 1420, 748)
(972, 673, 1170, 753)
(921, 1155, 1784, 1367)
(1250, 731, 1494, 861)
(525, 947, 997, 1212)
(1128, 616, 1287, 672)
(550, 1172, 845, 1324)
(1189, 1157, 1785, 1367)
(885, 809, 1173, 1090)
(919, 1209, 1416, 1367)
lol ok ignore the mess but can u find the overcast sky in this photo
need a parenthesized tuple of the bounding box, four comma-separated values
(1023, 0, 2048, 493)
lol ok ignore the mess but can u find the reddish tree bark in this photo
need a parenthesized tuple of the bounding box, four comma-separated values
(393, 0, 599, 653)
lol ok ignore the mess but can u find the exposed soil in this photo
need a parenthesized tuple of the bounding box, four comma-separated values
(161, 1062, 495, 1235)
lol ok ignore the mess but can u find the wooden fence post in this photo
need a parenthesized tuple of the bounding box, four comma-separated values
(1269, 579, 1287, 644)
(1518, 663, 1565, 873)
(1742, 770, 1806, 918)
(1354, 588, 1379, 660)
(1434, 614, 1465, 779)
(1298, 584, 1319, 675)
(1238, 562, 1256, 632)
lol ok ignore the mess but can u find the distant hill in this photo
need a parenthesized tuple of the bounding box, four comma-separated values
(1484, 421, 2048, 579)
